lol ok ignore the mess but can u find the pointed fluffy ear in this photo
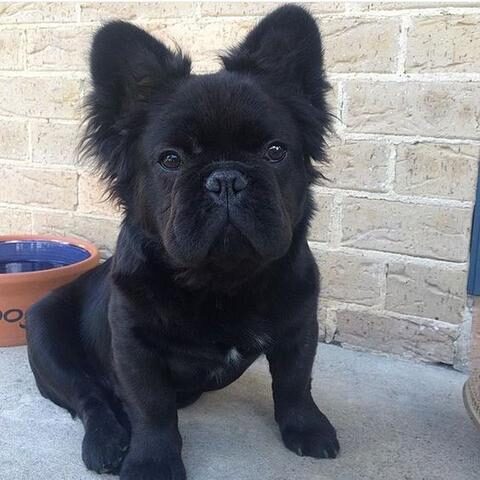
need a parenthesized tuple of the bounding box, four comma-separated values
(81, 22, 190, 204)
(89, 21, 190, 125)
(222, 5, 326, 97)
(221, 5, 330, 165)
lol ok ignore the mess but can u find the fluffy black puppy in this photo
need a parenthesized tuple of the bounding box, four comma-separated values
(27, 5, 338, 479)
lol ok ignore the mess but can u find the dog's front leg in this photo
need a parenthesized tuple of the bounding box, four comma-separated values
(113, 332, 185, 480)
(267, 318, 340, 459)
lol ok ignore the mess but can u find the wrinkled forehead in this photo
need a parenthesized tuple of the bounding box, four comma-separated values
(148, 73, 296, 152)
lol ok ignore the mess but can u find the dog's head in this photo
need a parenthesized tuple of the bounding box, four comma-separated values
(82, 5, 330, 287)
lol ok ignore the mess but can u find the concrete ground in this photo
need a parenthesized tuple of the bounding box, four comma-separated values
(0, 344, 479, 480)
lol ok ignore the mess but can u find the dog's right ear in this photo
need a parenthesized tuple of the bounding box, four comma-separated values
(89, 21, 190, 126)
(81, 21, 190, 204)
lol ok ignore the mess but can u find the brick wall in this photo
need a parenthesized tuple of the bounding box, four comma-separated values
(0, 2, 478, 368)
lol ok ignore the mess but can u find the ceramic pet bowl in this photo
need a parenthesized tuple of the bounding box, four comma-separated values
(0, 235, 100, 347)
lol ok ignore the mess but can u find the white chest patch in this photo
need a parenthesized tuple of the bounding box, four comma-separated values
(226, 347, 242, 365)
(208, 347, 243, 384)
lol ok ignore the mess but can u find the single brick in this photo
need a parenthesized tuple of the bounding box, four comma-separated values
(0, 76, 81, 119)
(326, 140, 390, 192)
(334, 308, 457, 364)
(341, 197, 472, 262)
(31, 120, 80, 165)
(344, 81, 480, 139)
(395, 143, 478, 201)
(385, 261, 468, 324)
(0, 119, 28, 160)
(406, 15, 480, 73)
(312, 246, 384, 306)
(0, 29, 24, 70)
(320, 17, 399, 73)
(0, 166, 77, 209)
(353, 2, 480, 10)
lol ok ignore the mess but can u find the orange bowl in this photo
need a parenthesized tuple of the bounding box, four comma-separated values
(0, 234, 100, 347)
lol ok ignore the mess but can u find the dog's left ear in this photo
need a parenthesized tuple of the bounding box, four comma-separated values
(221, 5, 330, 164)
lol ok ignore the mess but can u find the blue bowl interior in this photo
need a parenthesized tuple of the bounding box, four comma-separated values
(0, 240, 91, 274)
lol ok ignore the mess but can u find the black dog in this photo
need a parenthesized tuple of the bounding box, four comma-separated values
(27, 5, 338, 479)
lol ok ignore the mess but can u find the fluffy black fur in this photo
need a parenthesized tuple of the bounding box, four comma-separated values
(27, 6, 339, 479)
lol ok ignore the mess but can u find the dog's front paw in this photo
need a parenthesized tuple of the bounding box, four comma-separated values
(276, 395, 340, 459)
(281, 424, 339, 459)
(120, 456, 186, 480)
(82, 415, 129, 474)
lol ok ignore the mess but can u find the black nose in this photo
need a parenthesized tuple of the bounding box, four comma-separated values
(205, 170, 248, 198)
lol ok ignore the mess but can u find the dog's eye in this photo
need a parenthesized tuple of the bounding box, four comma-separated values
(265, 142, 287, 163)
(158, 150, 182, 170)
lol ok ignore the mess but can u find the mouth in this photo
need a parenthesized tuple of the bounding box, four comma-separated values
(207, 221, 257, 266)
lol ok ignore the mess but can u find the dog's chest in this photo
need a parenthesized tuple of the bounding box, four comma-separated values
(152, 290, 274, 390)
(167, 329, 270, 391)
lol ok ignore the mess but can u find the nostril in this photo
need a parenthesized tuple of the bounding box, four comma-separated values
(232, 174, 248, 193)
(205, 174, 222, 194)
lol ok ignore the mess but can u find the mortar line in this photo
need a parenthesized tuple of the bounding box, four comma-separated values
(385, 143, 397, 193)
(330, 192, 344, 247)
(2, 71, 480, 82)
(313, 185, 474, 208)
(309, 241, 470, 267)
(0, 158, 78, 170)
(397, 15, 411, 75)
(344, 132, 480, 146)
(26, 118, 32, 164)
(0, 7, 478, 27)
(0, 201, 122, 221)
(329, 72, 480, 82)
(186, 7, 480, 19)
(75, 2, 81, 23)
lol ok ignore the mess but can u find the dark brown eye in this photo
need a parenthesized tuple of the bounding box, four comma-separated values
(158, 150, 181, 170)
(265, 142, 287, 163)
